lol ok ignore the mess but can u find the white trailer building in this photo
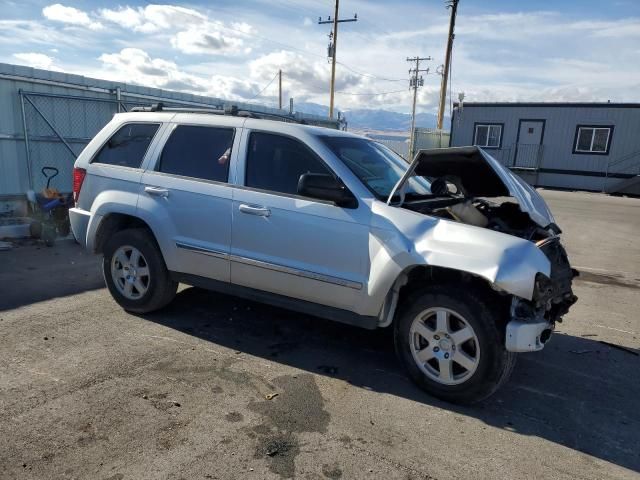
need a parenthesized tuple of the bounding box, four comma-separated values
(449, 102, 640, 194)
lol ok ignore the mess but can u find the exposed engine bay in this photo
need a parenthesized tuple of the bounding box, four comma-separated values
(403, 175, 556, 241)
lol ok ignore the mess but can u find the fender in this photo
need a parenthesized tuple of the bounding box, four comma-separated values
(86, 190, 140, 252)
(361, 202, 551, 318)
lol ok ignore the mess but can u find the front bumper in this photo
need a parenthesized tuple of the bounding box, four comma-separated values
(504, 237, 577, 353)
(506, 318, 552, 352)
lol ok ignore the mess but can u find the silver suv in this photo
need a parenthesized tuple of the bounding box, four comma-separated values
(70, 106, 577, 404)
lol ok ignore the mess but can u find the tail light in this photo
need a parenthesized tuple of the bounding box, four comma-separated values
(72, 167, 86, 204)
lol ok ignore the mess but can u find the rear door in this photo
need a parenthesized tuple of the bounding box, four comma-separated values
(230, 130, 370, 312)
(80, 122, 160, 214)
(139, 122, 239, 281)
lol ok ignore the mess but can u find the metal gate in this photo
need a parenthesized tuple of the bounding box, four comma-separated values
(18, 90, 231, 192)
(19, 91, 128, 192)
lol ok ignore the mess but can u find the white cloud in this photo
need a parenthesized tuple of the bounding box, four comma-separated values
(171, 26, 248, 55)
(42, 4, 103, 30)
(98, 48, 207, 92)
(250, 50, 362, 96)
(12, 52, 58, 69)
(0, 20, 79, 47)
(98, 4, 206, 33)
(98, 4, 253, 56)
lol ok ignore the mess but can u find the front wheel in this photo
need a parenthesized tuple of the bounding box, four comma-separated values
(103, 228, 177, 313)
(394, 285, 516, 404)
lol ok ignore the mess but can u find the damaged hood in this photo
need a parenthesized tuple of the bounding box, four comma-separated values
(389, 146, 556, 229)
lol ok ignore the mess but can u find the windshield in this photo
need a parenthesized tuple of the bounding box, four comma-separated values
(320, 136, 430, 200)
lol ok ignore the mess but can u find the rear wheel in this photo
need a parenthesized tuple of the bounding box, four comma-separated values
(395, 285, 516, 404)
(103, 228, 177, 313)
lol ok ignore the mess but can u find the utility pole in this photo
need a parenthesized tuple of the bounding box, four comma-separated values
(407, 56, 431, 160)
(278, 69, 282, 110)
(437, 0, 459, 130)
(318, 2, 357, 119)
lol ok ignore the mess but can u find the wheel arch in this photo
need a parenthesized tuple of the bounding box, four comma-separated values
(94, 212, 156, 254)
(378, 264, 511, 329)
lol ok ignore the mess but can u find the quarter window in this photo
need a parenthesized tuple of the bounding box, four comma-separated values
(158, 125, 234, 182)
(92, 123, 159, 168)
(474, 124, 502, 148)
(245, 132, 332, 196)
(574, 126, 612, 154)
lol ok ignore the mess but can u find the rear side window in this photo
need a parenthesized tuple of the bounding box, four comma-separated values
(245, 132, 331, 195)
(92, 123, 159, 168)
(158, 125, 234, 182)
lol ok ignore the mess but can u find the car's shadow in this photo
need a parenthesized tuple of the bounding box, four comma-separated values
(142, 286, 640, 473)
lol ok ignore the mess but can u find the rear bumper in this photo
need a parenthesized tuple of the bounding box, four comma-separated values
(69, 207, 91, 248)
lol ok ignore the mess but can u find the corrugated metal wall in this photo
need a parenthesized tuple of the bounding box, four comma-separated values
(450, 103, 640, 191)
(0, 62, 339, 196)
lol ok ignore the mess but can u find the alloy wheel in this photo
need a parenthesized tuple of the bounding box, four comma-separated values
(111, 245, 150, 300)
(409, 307, 480, 385)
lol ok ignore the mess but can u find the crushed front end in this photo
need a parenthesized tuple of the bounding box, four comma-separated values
(506, 237, 578, 352)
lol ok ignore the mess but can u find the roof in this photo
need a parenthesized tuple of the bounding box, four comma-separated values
(112, 110, 363, 139)
(454, 102, 640, 109)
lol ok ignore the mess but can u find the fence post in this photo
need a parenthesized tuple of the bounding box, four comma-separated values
(19, 90, 33, 190)
(116, 87, 122, 113)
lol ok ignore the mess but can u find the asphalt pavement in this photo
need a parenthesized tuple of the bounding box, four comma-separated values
(0, 189, 638, 480)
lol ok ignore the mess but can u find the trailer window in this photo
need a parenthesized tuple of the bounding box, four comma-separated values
(473, 124, 502, 149)
(574, 126, 613, 154)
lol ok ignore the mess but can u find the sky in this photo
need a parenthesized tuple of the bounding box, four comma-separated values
(1, 0, 639, 115)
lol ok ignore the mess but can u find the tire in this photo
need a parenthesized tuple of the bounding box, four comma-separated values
(394, 284, 516, 404)
(103, 228, 177, 313)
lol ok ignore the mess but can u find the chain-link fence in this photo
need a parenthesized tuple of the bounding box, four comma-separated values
(21, 92, 123, 192)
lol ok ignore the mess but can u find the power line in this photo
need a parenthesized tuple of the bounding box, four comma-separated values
(248, 72, 279, 100)
(335, 88, 407, 96)
(220, 20, 404, 86)
(335, 61, 405, 82)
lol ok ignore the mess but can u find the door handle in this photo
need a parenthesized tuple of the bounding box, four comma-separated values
(144, 186, 169, 198)
(239, 204, 271, 217)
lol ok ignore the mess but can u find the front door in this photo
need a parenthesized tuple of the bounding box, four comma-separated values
(230, 131, 370, 312)
(514, 120, 544, 168)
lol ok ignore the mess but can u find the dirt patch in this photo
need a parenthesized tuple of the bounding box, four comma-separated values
(255, 432, 300, 478)
(225, 411, 244, 422)
(250, 374, 330, 434)
(322, 463, 343, 479)
(248, 373, 331, 478)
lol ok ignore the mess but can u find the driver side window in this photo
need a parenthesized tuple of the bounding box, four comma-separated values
(245, 132, 332, 196)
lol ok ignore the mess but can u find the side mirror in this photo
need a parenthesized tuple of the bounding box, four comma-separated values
(297, 173, 357, 208)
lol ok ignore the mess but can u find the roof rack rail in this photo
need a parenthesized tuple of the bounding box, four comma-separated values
(130, 102, 225, 115)
(129, 102, 308, 125)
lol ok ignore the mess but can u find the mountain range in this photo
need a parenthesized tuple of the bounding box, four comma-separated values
(296, 102, 447, 132)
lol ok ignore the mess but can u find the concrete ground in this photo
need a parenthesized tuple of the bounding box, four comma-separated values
(0, 190, 638, 480)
